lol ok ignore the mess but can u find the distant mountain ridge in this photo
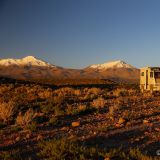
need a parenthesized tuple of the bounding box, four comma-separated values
(0, 56, 56, 67)
(88, 60, 135, 69)
(0, 56, 139, 83)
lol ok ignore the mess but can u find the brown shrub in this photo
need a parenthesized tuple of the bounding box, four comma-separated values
(0, 101, 16, 123)
(16, 108, 35, 128)
(91, 97, 105, 108)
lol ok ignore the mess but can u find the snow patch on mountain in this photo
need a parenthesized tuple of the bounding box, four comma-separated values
(0, 56, 56, 67)
(89, 60, 135, 69)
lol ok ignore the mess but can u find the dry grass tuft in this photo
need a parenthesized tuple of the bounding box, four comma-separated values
(0, 101, 15, 123)
(92, 97, 105, 108)
(16, 108, 35, 128)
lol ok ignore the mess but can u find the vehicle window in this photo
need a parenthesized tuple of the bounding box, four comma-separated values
(154, 72, 160, 78)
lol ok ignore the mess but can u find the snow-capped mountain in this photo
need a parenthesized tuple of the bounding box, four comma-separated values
(0, 56, 62, 79)
(88, 60, 135, 69)
(0, 56, 139, 83)
(0, 56, 56, 67)
(84, 60, 139, 83)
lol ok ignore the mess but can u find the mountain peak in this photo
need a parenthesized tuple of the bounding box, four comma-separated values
(22, 56, 37, 61)
(0, 56, 56, 67)
(89, 60, 135, 69)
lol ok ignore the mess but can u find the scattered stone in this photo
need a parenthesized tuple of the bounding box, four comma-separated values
(15, 136, 20, 142)
(37, 134, 43, 141)
(135, 138, 140, 141)
(155, 128, 160, 132)
(26, 133, 31, 139)
(115, 123, 121, 128)
(68, 135, 76, 140)
(72, 121, 80, 127)
(109, 116, 114, 120)
(143, 119, 149, 124)
(126, 122, 131, 126)
(60, 126, 69, 131)
(118, 117, 125, 125)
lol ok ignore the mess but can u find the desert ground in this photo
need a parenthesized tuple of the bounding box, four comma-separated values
(0, 78, 159, 160)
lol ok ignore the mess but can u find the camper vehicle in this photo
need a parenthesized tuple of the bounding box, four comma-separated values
(140, 67, 160, 92)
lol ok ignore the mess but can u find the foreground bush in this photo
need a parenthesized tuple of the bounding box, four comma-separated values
(0, 101, 16, 123)
(16, 108, 35, 129)
(91, 97, 105, 108)
(37, 138, 155, 160)
(38, 138, 105, 160)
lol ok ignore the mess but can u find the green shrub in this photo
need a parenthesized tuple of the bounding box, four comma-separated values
(27, 121, 37, 132)
(37, 138, 105, 160)
(65, 104, 98, 116)
(48, 117, 59, 126)
(119, 90, 129, 97)
(38, 138, 155, 160)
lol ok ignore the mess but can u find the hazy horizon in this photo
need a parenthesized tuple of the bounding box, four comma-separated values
(1, 0, 160, 68)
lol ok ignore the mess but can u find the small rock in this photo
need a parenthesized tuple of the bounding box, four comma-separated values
(126, 122, 131, 126)
(118, 118, 125, 125)
(115, 123, 121, 128)
(71, 121, 80, 127)
(68, 135, 76, 140)
(143, 119, 149, 124)
(135, 138, 140, 141)
(15, 136, 20, 142)
(110, 116, 114, 120)
(155, 128, 160, 132)
(60, 126, 69, 131)
(37, 134, 43, 141)
(26, 133, 31, 139)
(144, 131, 149, 135)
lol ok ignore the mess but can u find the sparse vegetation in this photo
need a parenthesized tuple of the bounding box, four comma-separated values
(0, 101, 16, 124)
(16, 108, 35, 129)
(38, 137, 105, 160)
(0, 77, 159, 159)
(38, 137, 156, 160)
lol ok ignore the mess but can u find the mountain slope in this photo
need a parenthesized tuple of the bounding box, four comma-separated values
(0, 56, 139, 83)
(0, 56, 55, 67)
(0, 56, 61, 79)
(84, 60, 139, 82)
(88, 60, 134, 69)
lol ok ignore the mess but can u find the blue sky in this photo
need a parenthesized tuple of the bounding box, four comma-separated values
(0, 0, 160, 68)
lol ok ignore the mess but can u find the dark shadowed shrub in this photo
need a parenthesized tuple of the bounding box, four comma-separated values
(37, 138, 105, 160)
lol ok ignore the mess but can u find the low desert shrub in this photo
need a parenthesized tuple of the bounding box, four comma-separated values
(40, 96, 65, 115)
(122, 110, 133, 121)
(27, 121, 37, 132)
(54, 105, 64, 116)
(108, 105, 118, 116)
(37, 138, 105, 160)
(129, 148, 154, 160)
(65, 104, 73, 115)
(40, 102, 55, 114)
(48, 117, 59, 126)
(0, 101, 16, 123)
(16, 108, 35, 129)
(104, 148, 154, 160)
(66, 104, 97, 116)
(119, 90, 129, 97)
(91, 97, 105, 108)
(37, 138, 154, 160)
